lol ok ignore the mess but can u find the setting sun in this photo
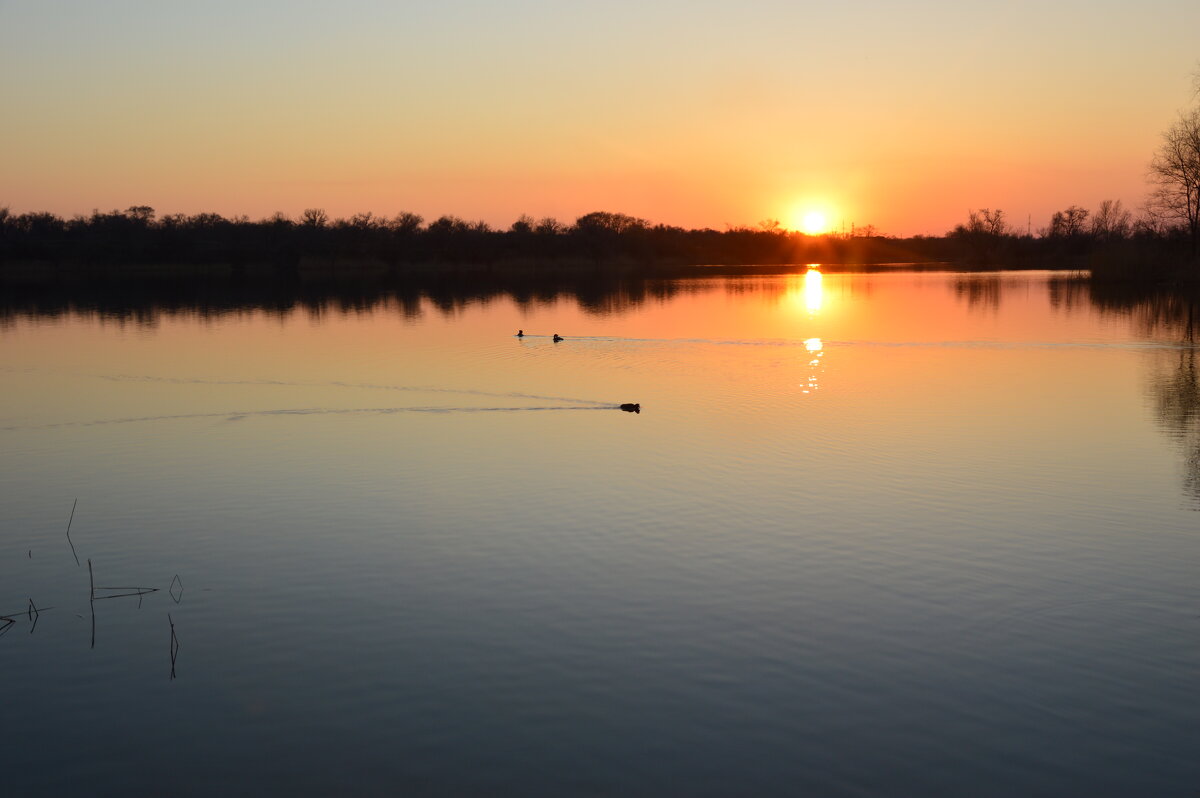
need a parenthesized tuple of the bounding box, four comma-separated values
(791, 208, 833, 235)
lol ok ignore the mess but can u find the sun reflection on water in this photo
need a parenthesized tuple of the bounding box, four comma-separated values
(782, 268, 825, 395)
(804, 267, 823, 312)
(782, 267, 826, 318)
(802, 337, 824, 394)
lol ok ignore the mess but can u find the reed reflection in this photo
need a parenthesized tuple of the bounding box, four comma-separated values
(0, 503, 184, 678)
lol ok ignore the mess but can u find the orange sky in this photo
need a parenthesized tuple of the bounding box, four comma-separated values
(2, 1, 1199, 235)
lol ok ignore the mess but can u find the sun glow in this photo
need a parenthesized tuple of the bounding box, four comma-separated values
(790, 207, 834, 235)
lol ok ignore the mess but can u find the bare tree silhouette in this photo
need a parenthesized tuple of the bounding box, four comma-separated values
(1148, 107, 1200, 256)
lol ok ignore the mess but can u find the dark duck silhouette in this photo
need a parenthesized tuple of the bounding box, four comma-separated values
(516, 329, 524, 337)
(552, 334, 563, 342)
(619, 403, 641, 413)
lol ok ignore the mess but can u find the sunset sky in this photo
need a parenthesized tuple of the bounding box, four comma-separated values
(2, 0, 1198, 235)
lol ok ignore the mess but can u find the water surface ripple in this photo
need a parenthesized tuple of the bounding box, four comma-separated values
(0, 271, 1197, 797)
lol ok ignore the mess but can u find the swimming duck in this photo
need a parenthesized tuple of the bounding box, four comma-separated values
(516, 329, 524, 337)
(552, 334, 563, 342)
(619, 403, 641, 413)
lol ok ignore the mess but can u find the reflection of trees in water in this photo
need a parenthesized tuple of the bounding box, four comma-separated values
(1077, 280, 1200, 505)
(950, 272, 1096, 314)
(1083, 280, 1199, 342)
(2, 262, 989, 326)
(1, 264, 906, 326)
(950, 272, 1099, 312)
(953, 276, 1003, 311)
(954, 275, 1200, 504)
(1147, 346, 1200, 502)
(1139, 301, 1200, 504)
(0, 270, 722, 326)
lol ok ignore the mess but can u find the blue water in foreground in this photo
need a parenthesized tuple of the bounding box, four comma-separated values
(0, 271, 1196, 796)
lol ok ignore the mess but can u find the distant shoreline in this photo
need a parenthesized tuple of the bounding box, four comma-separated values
(0, 257, 1030, 282)
(2, 206, 1195, 284)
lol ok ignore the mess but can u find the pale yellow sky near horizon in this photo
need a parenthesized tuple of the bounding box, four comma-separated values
(1, 0, 1198, 235)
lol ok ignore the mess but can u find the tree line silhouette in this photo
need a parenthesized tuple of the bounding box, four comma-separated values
(0, 204, 1194, 277)
(5, 69, 1198, 279)
(0, 207, 938, 269)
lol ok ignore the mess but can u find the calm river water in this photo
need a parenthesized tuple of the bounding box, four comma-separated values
(1, 269, 1197, 796)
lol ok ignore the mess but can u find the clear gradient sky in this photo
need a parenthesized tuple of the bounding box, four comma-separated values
(2, 0, 1198, 235)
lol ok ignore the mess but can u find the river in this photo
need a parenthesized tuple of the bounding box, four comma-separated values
(1, 268, 1196, 796)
